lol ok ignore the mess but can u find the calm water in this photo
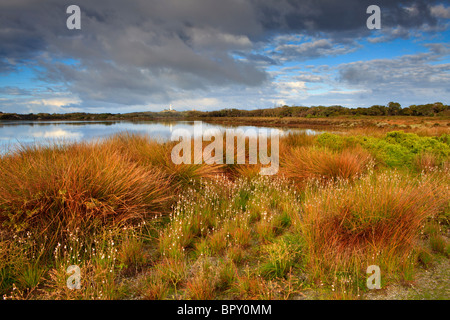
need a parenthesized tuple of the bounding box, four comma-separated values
(0, 120, 320, 154)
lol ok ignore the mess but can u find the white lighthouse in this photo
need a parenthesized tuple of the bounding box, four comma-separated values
(163, 104, 176, 112)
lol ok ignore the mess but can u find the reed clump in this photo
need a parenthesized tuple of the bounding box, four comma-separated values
(281, 145, 375, 183)
(0, 140, 171, 251)
(300, 171, 449, 284)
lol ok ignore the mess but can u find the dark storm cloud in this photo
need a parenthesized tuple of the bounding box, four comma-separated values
(252, 0, 441, 35)
(0, 0, 447, 109)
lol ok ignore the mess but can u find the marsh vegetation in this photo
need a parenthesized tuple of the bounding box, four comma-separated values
(0, 124, 449, 300)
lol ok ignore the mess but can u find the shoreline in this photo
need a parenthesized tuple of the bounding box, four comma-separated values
(1, 115, 449, 128)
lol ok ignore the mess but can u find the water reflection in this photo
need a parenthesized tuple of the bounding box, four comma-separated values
(0, 120, 322, 154)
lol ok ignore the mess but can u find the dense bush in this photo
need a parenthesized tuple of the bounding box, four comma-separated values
(314, 131, 450, 169)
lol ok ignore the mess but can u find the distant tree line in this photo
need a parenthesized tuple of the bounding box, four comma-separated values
(185, 102, 449, 118)
(0, 102, 448, 121)
(0, 112, 156, 121)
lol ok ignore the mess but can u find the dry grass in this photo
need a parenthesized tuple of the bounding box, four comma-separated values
(185, 258, 217, 300)
(300, 171, 449, 284)
(0, 140, 172, 252)
(279, 132, 316, 149)
(281, 145, 375, 184)
(105, 133, 224, 188)
(414, 152, 440, 173)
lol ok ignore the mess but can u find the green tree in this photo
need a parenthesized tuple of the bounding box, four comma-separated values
(387, 102, 401, 115)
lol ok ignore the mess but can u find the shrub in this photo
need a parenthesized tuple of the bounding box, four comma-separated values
(316, 133, 346, 150)
(359, 131, 450, 168)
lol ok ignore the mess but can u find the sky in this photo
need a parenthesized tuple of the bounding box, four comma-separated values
(0, 0, 449, 114)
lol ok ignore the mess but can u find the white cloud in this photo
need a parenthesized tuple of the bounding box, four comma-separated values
(29, 97, 81, 108)
(32, 129, 82, 139)
(272, 37, 358, 61)
(275, 81, 307, 96)
(431, 4, 450, 19)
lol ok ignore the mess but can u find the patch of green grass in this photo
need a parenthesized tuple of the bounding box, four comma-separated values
(417, 247, 434, 268)
(259, 236, 302, 280)
(430, 234, 448, 255)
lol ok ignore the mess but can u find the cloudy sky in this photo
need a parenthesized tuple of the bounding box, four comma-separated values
(1, 0, 449, 113)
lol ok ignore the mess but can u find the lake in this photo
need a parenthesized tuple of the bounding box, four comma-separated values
(0, 120, 321, 154)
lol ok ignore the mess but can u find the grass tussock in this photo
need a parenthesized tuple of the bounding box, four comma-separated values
(281, 145, 375, 184)
(106, 133, 224, 189)
(0, 140, 172, 254)
(300, 171, 449, 284)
